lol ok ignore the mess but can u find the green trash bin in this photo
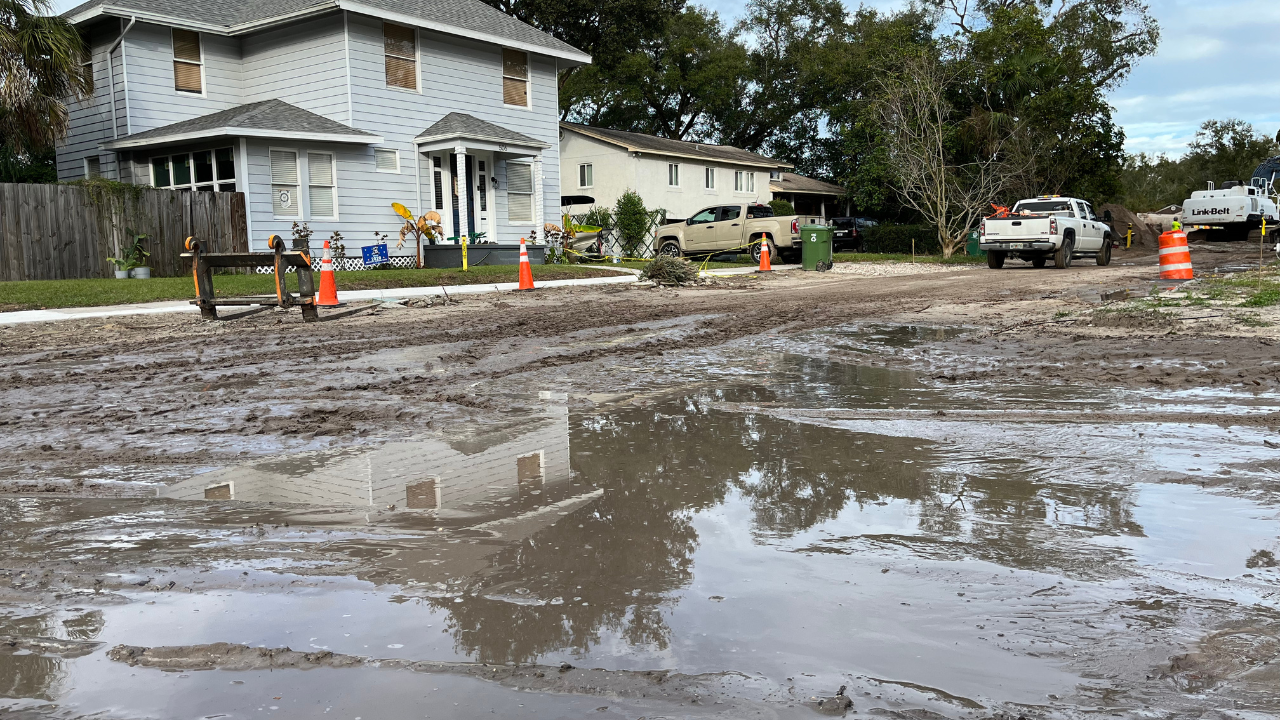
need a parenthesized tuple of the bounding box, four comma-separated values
(800, 224, 834, 271)
(965, 229, 985, 257)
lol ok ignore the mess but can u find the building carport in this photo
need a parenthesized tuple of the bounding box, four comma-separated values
(768, 173, 849, 219)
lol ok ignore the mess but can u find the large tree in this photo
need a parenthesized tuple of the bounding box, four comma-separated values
(0, 0, 92, 155)
(561, 7, 746, 137)
(480, 0, 685, 95)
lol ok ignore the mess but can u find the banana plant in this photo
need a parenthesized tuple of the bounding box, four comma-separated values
(392, 203, 444, 269)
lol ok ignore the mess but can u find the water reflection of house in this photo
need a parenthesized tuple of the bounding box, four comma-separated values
(164, 407, 575, 520)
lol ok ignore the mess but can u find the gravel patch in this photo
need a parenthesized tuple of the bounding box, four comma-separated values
(831, 261, 972, 277)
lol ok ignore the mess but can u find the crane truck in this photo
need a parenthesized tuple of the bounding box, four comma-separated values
(1182, 157, 1280, 243)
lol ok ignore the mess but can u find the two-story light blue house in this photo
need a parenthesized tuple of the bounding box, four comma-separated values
(58, 0, 589, 252)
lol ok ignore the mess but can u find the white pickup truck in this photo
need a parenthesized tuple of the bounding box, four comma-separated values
(979, 196, 1113, 269)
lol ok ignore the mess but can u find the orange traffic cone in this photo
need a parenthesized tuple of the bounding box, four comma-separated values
(317, 239, 339, 306)
(1158, 229, 1193, 280)
(758, 238, 772, 272)
(517, 237, 535, 290)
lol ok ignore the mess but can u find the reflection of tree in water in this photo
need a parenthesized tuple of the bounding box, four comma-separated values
(435, 390, 1143, 662)
(0, 610, 103, 701)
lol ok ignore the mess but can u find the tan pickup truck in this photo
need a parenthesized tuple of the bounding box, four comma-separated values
(656, 203, 803, 263)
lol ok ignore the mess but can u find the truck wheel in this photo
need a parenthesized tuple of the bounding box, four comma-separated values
(1032, 257, 1046, 268)
(659, 240, 682, 258)
(751, 239, 774, 264)
(1054, 235, 1075, 269)
(987, 251, 1005, 269)
(1096, 237, 1112, 266)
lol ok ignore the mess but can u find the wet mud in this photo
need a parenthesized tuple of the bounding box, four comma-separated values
(3, 247, 1280, 718)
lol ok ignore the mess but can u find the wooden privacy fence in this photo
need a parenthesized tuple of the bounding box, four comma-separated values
(0, 183, 248, 282)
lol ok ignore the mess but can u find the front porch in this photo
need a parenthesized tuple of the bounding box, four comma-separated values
(413, 113, 552, 244)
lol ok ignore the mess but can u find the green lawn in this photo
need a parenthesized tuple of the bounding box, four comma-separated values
(0, 265, 630, 312)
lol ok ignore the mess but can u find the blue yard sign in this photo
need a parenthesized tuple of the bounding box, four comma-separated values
(362, 243, 389, 266)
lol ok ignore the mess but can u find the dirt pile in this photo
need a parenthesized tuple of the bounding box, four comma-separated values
(1102, 203, 1160, 249)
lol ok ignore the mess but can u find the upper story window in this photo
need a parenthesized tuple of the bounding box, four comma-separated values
(502, 49, 529, 107)
(735, 170, 755, 193)
(84, 156, 101, 180)
(769, 169, 782, 180)
(384, 23, 417, 91)
(578, 163, 592, 188)
(668, 163, 680, 187)
(705, 167, 715, 189)
(172, 29, 203, 94)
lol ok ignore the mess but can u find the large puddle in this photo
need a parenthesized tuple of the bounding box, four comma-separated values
(4, 327, 1280, 718)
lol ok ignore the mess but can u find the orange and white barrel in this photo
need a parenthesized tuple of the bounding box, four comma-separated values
(1158, 230, 1192, 280)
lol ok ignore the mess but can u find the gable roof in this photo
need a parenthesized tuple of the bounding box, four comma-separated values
(101, 99, 382, 150)
(65, 0, 590, 64)
(415, 112, 549, 148)
(769, 172, 844, 196)
(560, 122, 790, 170)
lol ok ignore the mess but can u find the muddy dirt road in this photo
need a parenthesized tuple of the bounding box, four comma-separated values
(3, 243, 1280, 719)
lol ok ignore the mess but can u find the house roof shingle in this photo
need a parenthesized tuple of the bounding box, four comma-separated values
(769, 172, 844, 196)
(65, 0, 589, 63)
(415, 112, 549, 148)
(101, 99, 381, 149)
(560, 122, 790, 170)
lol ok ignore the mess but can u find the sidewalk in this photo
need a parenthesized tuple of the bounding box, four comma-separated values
(0, 273, 640, 326)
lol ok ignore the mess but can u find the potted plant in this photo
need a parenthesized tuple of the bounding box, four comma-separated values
(108, 229, 150, 279)
(125, 229, 151, 278)
(107, 255, 131, 279)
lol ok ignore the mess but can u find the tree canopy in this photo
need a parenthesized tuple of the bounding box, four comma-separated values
(552, 0, 1159, 221)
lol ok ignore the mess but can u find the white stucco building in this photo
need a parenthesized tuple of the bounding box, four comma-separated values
(558, 122, 790, 221)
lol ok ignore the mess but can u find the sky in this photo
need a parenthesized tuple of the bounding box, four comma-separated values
(53, 0, 1279, 158)
(705, 0, 1280, 157)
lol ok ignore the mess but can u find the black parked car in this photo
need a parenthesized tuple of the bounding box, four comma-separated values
(831, 217, 877, 251)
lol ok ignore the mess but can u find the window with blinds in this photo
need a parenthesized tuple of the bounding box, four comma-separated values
(502, 49, 528, 107)
(507, 162, 533, 223)
(374, 148, 399, 173)
(85, 157, 101, 180)
(172, 29, 203, 94)
(308, 152, 336, 218)
(432, 156, 444, 209)
(384, 23, 417, 91)
(271, 149, 299, 217)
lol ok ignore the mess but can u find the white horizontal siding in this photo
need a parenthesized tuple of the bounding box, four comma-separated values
(242, 16, 349, 122)
(345, 12, 560, 244)
(59, 22, 127, 181)
(122, 22, 243, 135)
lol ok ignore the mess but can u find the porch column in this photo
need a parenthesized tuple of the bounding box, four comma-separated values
(453, 145, 468, 241)
(532, 155, 544, 232)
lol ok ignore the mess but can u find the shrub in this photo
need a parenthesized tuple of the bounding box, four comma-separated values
(861, 224, 941, 255)
(578, 206, 613, 229)
(768, 199, 795, 216)
(641, 255, 699, 285)
(615, 190, 651, 257)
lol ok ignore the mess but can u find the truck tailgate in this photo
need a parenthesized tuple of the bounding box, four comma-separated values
(985, 218, 1052, 238)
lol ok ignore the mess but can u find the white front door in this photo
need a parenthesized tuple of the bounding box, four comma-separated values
(473, 153, 496, 241)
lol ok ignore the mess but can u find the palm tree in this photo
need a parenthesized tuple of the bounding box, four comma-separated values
(0, 0, 91, 154)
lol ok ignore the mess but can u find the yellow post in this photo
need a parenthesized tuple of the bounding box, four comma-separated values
(461, 235, 469, 271)
(1126, 222, 1132, 249)
(1262, 218, 1267, 271)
